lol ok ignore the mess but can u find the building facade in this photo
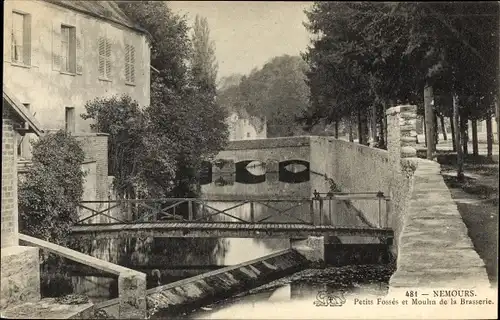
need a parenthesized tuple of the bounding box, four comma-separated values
(227, 110, 267, 141)
(3, 0, 151, 157)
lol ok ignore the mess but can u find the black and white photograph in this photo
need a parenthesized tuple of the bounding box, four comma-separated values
(1, 1, 498, 319)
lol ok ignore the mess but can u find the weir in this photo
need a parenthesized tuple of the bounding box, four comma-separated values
(95, 249, 309, 318)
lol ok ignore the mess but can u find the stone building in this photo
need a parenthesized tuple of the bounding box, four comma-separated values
(3, 0, 151, 158)
(1, 86, 43, 309)
(3, 0, 152, 209)
(227, 109, 267, 141)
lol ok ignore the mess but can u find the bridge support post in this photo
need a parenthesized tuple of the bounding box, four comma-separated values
(290, 236, 325, 267)
(118, 270, 147, 319)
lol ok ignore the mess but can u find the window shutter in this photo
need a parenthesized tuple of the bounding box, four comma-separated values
(4, 12, 12, 62)
(124, 44, 130, 82)
(76, 29, 83, 74)
(52, 22, 61, 71)
(98, 37, 105, 77)
(105, 39, 111, 78)
(23, 15, 31, 65)
(130, 45, 135, 83)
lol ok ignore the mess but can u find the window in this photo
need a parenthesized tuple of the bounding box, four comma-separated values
(125, 44, 135, 84)
(11, 11, 31, 65)
(246, 132, 251, 138)
(65, 107, 75, 133)
(98, 37, 112, 79)
(61, 25, 76, 73)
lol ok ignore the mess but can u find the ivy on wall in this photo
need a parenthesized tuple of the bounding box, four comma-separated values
(19, 130, 86, 246)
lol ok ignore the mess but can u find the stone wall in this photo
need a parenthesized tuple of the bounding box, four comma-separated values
(389, 159, 490, 289)
(1, 118, 17, 248)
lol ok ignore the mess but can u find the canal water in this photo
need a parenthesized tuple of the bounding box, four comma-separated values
(41, 161, 393, 317)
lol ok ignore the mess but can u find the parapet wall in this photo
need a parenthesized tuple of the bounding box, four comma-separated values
(307, 105, 490, 289)
(388, 159, 490, 289)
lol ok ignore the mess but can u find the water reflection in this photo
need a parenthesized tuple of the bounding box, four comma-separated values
(62, 166, 313, 303)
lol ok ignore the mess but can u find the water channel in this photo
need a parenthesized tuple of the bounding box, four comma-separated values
(41, 162, 393, 317)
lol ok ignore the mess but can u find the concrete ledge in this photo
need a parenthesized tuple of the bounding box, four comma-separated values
(389, 159, 490, 289)
(1, 246, 40, 309)
(224, 136, 311, 151)
(0, 298, 94, 319)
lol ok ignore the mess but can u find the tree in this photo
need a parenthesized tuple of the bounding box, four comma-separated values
(118, 1, 191, 91)
(116, 3, 228, 197)
(218, 55, 310, 137)
(302, 1, 498, 159)
(19, 131, 85, 245)
(82, 95, 151, 199)
(190, 15, 218, 95)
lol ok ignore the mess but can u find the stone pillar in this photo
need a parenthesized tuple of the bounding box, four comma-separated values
(265, 159, 279, 183)
(118, 271, 147, 319)
(386, 105, 418, 171)
(2, 118, 18, 248)
(73, 133, 109, 201)
(290, 236, 324, 266)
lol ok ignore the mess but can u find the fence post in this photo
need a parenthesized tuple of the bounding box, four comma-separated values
(318, 199, 324, 226)
(250, 201, 255, 223)
(328, 198, 332, 225)
(188, 200, 193, 221)
(118, 271, 146, 319)
(377, 191, 384, 228)
(310, 200, 315, 225)
(126, 200, 132, 221)
(385, 198, 392, 228)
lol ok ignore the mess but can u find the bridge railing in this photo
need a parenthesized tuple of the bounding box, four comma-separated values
(312, 190, 392, 228)
(76, 193, 391, 228)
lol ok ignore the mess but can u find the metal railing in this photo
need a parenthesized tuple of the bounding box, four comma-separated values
(76, 191, 392, 228)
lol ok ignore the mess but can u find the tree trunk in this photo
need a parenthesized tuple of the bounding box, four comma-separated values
(460, 115, 469, 155)
(440, 114, 447, 141)
(424, 85, 435, 159)
(453, 94, 464, 180)
(334, 120, 339, 139)
(433, 110, 439, 145)
(378, 104, 386, 149)
(423, 113, 427, 146)
(486, 113, 493, 160)
(358, 109, 369, 146)
(496, 101, 500, 147)
(357, 110, 363, 144)
(450, 116, 456, 152)
(348, 116, 354, 142)
(382, 103, 387, 148)
(471, 119, 479, 156)
(370, 104, 378, 146)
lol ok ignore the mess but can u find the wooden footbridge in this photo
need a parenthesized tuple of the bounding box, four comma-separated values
(71, 192, 394, 241)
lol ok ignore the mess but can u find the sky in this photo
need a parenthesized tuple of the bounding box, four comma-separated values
(167, 1, 313, 81)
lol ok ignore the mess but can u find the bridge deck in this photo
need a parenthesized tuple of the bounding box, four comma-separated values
(71, 222, 393, 239)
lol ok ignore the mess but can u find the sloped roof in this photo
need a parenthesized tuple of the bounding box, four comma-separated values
(43, 0, 149, 36)
(3, 85, 43, 136)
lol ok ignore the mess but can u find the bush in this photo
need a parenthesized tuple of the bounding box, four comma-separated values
(19, 130, 86, 245)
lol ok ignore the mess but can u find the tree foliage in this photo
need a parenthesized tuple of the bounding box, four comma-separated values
(303, 2, 498, 128)
(190, 15, 219, 94)
(81, 95, 151, 198)
(19, 130, 85, 245)
(106, 3, 228, 198)
(218, 55, 310, 137)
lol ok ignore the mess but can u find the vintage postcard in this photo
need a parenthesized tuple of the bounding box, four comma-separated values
(1, 1, 498, 319)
